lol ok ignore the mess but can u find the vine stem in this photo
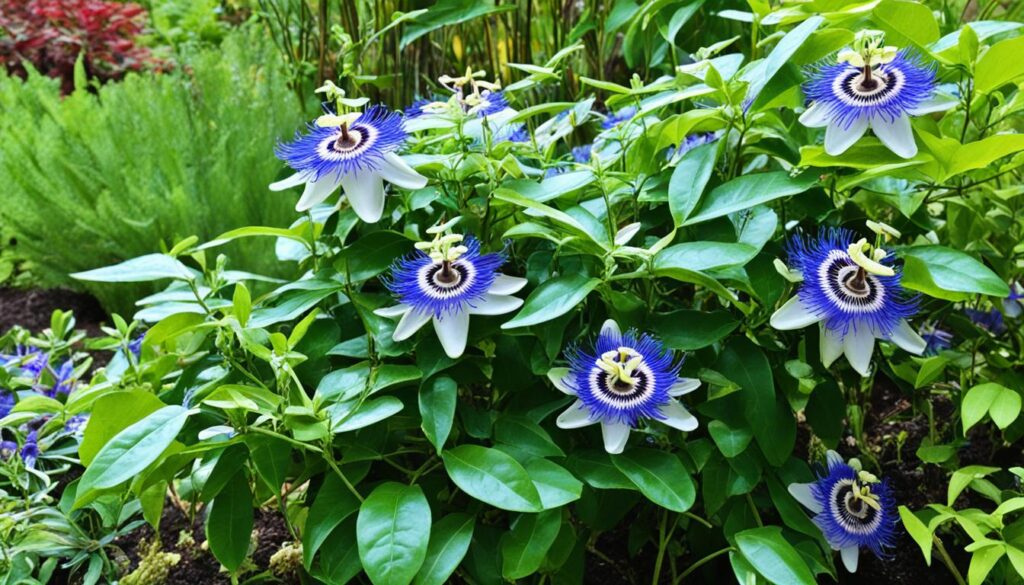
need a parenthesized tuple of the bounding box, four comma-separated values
(677, 547, 735, 581)
(933, 534, 967, 585)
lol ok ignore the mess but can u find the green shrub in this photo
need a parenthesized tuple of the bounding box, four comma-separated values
(0, 26, 302, 315)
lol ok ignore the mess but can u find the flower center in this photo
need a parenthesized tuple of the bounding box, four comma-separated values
(859, 65, 879, 92)
(595, 347, 645, 394)
(334, 124, 362, 152)
(434, 260, 462, 286)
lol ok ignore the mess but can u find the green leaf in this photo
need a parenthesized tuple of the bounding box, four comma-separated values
(495, 415, 564, 458)
(333, 396, 404, 433)
(734, 526, 816, 585)
(947, 134, 1024, 177)
(742, 16, 823, 107)
(669, 141, 718, 226)
(962, 383, 1022, 432)
(717, 337, 794, 466)
(707, 420, 753, 458)
(335, 231, 414, 283)
(206, 469, 254, 573)
(414, 514, 475, 585)
(71, 254, 195, 283)
(420, 376, 458, 453)
(968, 544, 1005, 585)
(502, 170, 595, 203)
(524, 458, 583, 509)
(654, 241, 758, 272)
(683, 171, 816, 225)
(144, 312, 206, 346)
(948, 465, 1000, 506)
(501, 509, 562, 580)
(872, 0, 939, 46)
(612, 449, 696, 512)
(975, 36, 1024, 94)
(651, 309, 739, 351)
(357, 482, 432, 585)
(567, 450, 636, 491)
(78, 390, 165, 466)
(442, 445, 543, 512)
(303, 474, 361, 569)
(899, 506, 935, 565)
(76, 406, 189, 506)
(901, 246, 1009, 301)
(502, 274, 600, 329)
(400, 0, 516, 49)
(314, 517, 362, 585)
(248, 435, 291, 490)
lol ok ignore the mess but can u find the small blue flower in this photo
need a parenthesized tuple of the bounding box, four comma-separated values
(789, 451, 898, 573)
(468, 90, 509, 118)
(405, 98, 434, 119)
(601, 106, 637, 129)
(270, 105, 427, 222)
(770, 228, 924, 376)
(128, 335, 144, 358)
(1002, 282, 1023, 319)
(20, 430, 39, 469)
(496, 123, 530, 144)
(376, 233, 526, 358)
(801, 49, 953, 158)
(571, 144, 592, 163)
(2, 345, 48, 378)
(0, 440, 17, 459)
(63, 415, 89, 435)
(965, 308, 1006, 335)
(47, 360, 75, 398)
(665, 132, 719, 162)
(0, 390, 14, 419)
(549, 320, 700, 454)
(918, 322, 952, 356)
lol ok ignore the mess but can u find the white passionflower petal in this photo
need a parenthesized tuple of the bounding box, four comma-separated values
(669, 378, 701, 397)
(341, 171, 387, 223)
(659, 400, 698, 432)
(374, 304, 411, 318)
(546, 368, 577, 396)
(296, 175, 342, 211)
(467, 293, 523, 316)
(770, 296, 821, 330)
(379, 152, 428, 190)
(601, 421, 631, 454)
(433, 311, 470, 358)
(788, 482, 824, 514)
(600, 319, 621, 338)
(870, 115, 917, 159)
(843, 326, 876, 377)
(824, 116, 869, 156)
(826, 450, 844, 468)
(906, 93, 958, 116)
(269, 172, 310, 192)
(889, 319, 927, 355)
(487, 274, 528, 295)
(393, 309, 431, 341)
(557, 401, 597, 428)
(840, 546, 859, 573)
(798, 102, 832, 128)
(820, 325, 844, 368)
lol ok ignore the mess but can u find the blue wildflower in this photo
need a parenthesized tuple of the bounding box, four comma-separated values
(47, 360, 75, 398)
(571, 144, 592, 163)
(20, 430, 39, 469)
(965, 308, 1006, 335)
(128, 335, 144, 358)
(2, 345, 48, 378)
(789, 451, 898, 573)
(269, 105, 427, 222)
(496, 123, 529, 144)
(467, 90, 509, 118)
(770, 228, 924, 376)
(665, 132, 719, 161)
(405, 98, 433, 119)
(918, 322, 952, 356)
(0, 390, 14, 418)
(64, 415, 89, 435)
(549, 319, 700, 454)
(0, 440, 17, 459)
(601, 106, 637, 129)
(376, 232, 526, 359)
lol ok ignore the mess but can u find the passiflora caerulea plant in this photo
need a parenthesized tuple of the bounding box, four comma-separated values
(4, 2, 1024, 585)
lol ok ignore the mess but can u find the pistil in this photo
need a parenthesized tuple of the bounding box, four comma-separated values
(335, 123, 356, 150)
(860, 64, 878, 91)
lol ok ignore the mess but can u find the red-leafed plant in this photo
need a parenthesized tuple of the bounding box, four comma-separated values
(0, 0, 165, 92)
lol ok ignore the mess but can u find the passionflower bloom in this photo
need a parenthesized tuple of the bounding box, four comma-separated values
(800, 31, 954, 159)
(375, 224, 526, 359)
(548, 320, 700, 454)
(404, 70, 516, 134)
(770, 228, 925, 376)
(270, 105, 427, 222)
(789, 451, 897, 572)
(965, 308, 1006, 335)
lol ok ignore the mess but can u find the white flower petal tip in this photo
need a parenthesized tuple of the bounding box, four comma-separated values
(669, 378, 701, 397)
(843, 326, 876, 377)
(601, 422, 631, 454)
(889, 319, 927, 355)
(433, 311, 470, 359)
(788, 482, 824, 514)
(374, 304, 411, 318)
(488, 274, 528, 295)
(467, 293, 522, 316)
(380, 152, 428, 190)
(659, 400, 698, 432)
(825, 450, 844, 468)
(393, 310, 431, 342)
(556, 401, 597, 429)
(798, 102, 831, 128)
(870, 115, 917, 159)
(341, 172, 387, 223)
(770, 297, 821, 330)
(614, 222, 642, 246)
(269, 172, 309, 192)
(907, 93, 958, 116)
(824, 116, 869, 156)
(840, 546, 859, 573)
(296, 176, 342, 212)
(546, 368, 577, 396)
(820, 326, 844, 369)
(600, 319, 621, 338)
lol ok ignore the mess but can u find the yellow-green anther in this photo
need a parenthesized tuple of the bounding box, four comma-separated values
(848, 238, 895, 276)
(841, 30, 898, 68)
(596, 347, 641, 386)
(858, 469, 880, 484)
(316, 112, 360, 128)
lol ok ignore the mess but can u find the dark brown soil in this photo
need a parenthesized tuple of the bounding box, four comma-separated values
(114, 501, 294, 584)
(0, 287, 106, 336)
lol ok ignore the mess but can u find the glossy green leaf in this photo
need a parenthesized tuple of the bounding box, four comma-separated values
(651, 309, 739, 350)
(335, 231, 414, 283)
(962, 383, 1022, 432)
(683, 171, 816, 225)
(707, 419, 753, 458)
(501, 509, 562, 580)
(71, 254, 194, 282)
(400, 0, 516, 48)
(975, 36, 1024, 93)
(735, 526, 816, 585)
(899, 506, 935, 565)
(669, 141, 718, 226)
(502, 274, 600, 329)
(303, 474, 362, 569)
(78, 390, 165, 466)
(872, 0, 939, 46)
(612, 449, 696, 512)
(206, 469, 254, 573)
(414, 514, 475, 585)
(357, 482, 432, 585)
(420, 376, 458, 453)
(495, 415, 564, 458)
(442, 445, 543, 512)
(525, 458, 583, 509)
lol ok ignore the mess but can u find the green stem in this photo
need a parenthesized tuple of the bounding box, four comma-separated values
(933, 534, 967, 585)
(678, 547, 735, 581)
(746, 493, 763, 527)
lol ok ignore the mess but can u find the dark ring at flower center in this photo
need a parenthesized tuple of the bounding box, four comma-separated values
(835, 483, 876, 525)
(841, 68, 898, 102)
(596, 369, 649, 400)
(427, 261, 467, 290)
(333, 127, 364, 152)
